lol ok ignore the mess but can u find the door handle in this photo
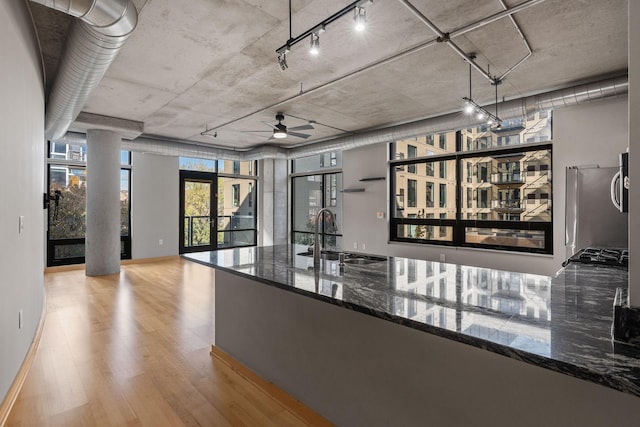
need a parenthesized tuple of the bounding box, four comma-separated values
(610, 170, 621, 211)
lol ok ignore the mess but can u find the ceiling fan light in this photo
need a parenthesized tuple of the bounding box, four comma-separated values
(273, 128, 287, 139)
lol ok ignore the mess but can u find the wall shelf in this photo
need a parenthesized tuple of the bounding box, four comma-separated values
(359, 177, 386, 182)
(341, 188, 366, 193)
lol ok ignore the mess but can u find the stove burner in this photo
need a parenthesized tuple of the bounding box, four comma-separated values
(569, 247, 628, 267)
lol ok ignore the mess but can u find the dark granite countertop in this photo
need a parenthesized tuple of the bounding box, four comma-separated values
(184, 244, 640, 397)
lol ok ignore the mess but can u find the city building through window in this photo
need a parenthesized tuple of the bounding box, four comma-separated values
(390, 111, 553, 253)
(291, 152, 343, 251)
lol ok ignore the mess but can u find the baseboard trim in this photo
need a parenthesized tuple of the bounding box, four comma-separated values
(0, 297, 46, 426)
(121, 255, 180, 265)
(210, 345, 331, 426)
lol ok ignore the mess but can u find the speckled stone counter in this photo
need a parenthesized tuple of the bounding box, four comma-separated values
(184, 244, 640, 398)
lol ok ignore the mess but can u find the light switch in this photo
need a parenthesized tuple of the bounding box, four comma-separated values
(376, 212, 385, 219)
(19, 216, 24, 234)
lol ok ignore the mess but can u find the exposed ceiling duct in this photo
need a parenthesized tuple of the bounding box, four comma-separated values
(30, 0, 138, 140)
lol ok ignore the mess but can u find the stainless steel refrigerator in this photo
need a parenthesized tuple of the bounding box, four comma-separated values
(565, 165, 628, 259)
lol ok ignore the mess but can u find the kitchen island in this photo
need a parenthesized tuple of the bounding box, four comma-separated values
(185, 245, 640, 426)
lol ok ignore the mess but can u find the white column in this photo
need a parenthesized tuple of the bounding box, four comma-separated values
(85, 129, 121, 276)
(629, 1, 640, 306)
(258, 158, 288, 246)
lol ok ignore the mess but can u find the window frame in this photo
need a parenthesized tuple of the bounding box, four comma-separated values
(389, 136, 553, 255)
(46, 141, 132, 266)
(290, 156, 343, 249)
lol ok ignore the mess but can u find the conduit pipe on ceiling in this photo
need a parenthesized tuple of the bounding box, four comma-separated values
(204, 0, 548, 135)
(30, 0, 138, 141)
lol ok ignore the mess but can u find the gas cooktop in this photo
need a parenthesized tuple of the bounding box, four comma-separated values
(566, 247, 629, 267)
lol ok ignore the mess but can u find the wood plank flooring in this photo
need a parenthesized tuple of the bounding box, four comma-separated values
(5, 258, 331, 426)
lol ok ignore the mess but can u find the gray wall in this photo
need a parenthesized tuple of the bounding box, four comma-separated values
(342, 96, 629, 276)
(131, 152, 179, 259)
(0, 0, 45, 404)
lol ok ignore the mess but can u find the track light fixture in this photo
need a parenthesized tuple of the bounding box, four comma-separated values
(275, 0, 373, 68)
(461, 55, 502, 128)
(463, 97, 501, 128)
(354, 6, 366, 31)
(309, 32, 320, 55)
(277, 50, 288, 71)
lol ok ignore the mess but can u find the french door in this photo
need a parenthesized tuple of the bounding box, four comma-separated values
(179, 170, 217, 253)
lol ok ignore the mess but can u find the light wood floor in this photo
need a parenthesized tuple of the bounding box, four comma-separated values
(5, 258, 331, 426)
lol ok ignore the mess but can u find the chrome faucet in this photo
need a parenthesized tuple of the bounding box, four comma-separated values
(314, 207, 336, 268)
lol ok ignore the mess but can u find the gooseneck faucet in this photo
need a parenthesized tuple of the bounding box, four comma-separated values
(314, 208, 336, 268)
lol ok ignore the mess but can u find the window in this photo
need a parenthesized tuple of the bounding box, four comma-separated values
(438, 134, 447, 150)
(47, 142, 131, 266)
(426, 182, 434, 208)
(426, 161, 434, 177)
(408, 145, 417, 173)
(439, 183, 446, 208)
(426, 135, 434, 146)
(292, 154, 343, 250)
(408, 179, 417, 208)
(180, 159, 258, 251)
(232, 184, 240, 206)
(390, 113, 553, 254)
(294, 152, 342, 173)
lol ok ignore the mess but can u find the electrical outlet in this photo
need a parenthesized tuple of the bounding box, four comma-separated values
(19, 216, 24, 234)
(362, 243, 366, 250)
(18, 309, 23, 329)
(159, 239, 164, 245)
(353, 242, 358, 249)
(440, 253, 446, 262)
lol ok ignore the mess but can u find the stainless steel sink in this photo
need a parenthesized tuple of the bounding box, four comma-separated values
(297, 251, 340, 261)
(298, 251, 386, 265)
(343, 258, 377, 265)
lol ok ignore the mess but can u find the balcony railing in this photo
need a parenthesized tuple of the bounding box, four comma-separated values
(491, 199, 525, 212)
(491, 172, 524, 185)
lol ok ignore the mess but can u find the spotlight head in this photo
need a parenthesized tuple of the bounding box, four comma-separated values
(309, 32, 320, 55)
(277, 52, 288, 70)
(354, 7, 366, 31)
(476, 111, 486, 120)
(464, 103, 474, 115)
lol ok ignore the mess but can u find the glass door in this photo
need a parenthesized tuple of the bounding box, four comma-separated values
(179, 170, 217, 253)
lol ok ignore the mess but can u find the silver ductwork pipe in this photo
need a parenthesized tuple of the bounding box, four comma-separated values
(31, 0, 138, 140)
(496, 75, 629, 119)
(126, 137, 288, 161)
(289, 76, 628, 158)
(53, 133, 289, 161)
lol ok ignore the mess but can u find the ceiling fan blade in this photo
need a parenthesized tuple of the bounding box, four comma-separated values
(262, 121, 278, 130)
(242, 130, 272, 133)
(288, 124, 314, 131)
(288, 131, 310, 139)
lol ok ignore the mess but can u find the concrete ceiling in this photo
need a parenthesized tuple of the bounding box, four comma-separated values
(29, 0, 628, 150)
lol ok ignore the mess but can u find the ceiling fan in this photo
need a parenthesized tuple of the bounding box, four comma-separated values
(245, 113, 314, 140)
